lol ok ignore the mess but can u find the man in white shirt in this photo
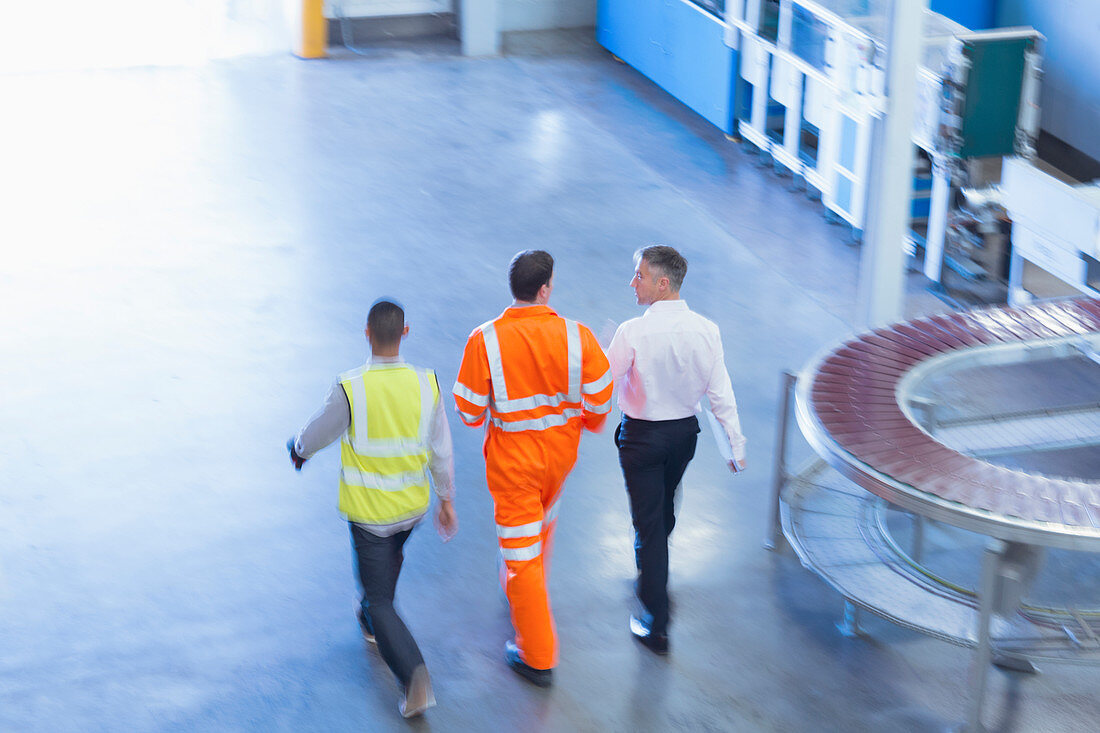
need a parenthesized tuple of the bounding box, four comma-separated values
(607, 245, 747, 654)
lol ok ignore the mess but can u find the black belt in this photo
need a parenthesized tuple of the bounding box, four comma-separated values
(620, 414, 698, 428)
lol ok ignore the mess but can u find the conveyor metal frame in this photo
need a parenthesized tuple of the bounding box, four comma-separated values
(768, 303, 1100, 731)
(797, 332, 1100, 551)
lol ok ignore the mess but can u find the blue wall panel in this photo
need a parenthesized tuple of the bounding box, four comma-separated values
(596, 0, 669, 94)
(930, 0, 999, 30)
(597, 0, 736, 133)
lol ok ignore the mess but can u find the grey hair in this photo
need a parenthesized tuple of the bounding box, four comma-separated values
(635, 245, 687, 291)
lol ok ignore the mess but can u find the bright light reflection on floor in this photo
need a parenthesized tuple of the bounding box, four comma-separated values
(0, 0, 288, 74)
(530, 109, 566, 189)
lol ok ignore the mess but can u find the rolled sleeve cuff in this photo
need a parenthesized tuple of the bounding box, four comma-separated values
(730, 437, 747, 464)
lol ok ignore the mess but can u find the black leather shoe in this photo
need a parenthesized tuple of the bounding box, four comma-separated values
(630, 615, 669, 655)
(504, 641, 552, 687)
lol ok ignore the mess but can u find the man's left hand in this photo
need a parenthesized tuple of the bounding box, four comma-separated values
(728, 459, 746, 474)
(435, 499, 458, 542)
(287, 438, 306, 471)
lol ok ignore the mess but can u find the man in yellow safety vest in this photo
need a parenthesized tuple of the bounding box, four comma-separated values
(289, 298, 458, 719)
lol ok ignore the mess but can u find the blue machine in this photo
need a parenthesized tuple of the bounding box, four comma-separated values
(596, 0, 738, 134)
(596, 1, 1003, 137)
(596, 0, 1041, 291)
(930, 0, 999, 31)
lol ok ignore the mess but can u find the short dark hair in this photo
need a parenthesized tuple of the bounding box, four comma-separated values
(636, 245, 687, 291)
(509, 250, 554, 301)
(367, 298, 405, 347)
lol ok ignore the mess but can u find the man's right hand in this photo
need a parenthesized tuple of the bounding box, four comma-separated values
(287, 438, 306, 471)
(728, 458, 746, 474)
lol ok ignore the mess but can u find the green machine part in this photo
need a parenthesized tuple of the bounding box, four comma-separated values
(957, 34, 1037, 159)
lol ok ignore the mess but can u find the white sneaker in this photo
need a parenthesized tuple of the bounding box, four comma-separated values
(399, 664, 436, 719)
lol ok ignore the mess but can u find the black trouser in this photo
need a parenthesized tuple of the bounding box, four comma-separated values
(615, 415, 699, 636)
(349, 523, 425, 688)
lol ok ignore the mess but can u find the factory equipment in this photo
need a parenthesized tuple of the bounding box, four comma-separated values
(767, 297, 1100, 731)
(1002, 157, 1100, 305)
(916, 27, 1043, 285)
(597, 0, 739, 134)
(732, 1, 1042, 285)
(938, 184, 1011, 283)
(598, 0, 1044, 289)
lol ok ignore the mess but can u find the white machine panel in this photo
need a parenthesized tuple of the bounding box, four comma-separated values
(1003, 158, 1100, 261)
(770, 55, 798, 107)
(803, 74, 828, 128)
(741, 34, 770, 86)
(1012, 227, 1086, 287)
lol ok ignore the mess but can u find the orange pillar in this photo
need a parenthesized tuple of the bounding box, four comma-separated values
(295, 0, 327, 59)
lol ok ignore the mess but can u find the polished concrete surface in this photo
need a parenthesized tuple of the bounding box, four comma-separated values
(2, 29, 1098, 732)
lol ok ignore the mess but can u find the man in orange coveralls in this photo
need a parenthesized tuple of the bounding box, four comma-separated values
(453, 250, 613, 687)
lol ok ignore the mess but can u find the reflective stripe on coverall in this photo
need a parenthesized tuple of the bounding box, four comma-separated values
(338, 363, 438, 524)
(453, 305, 613, 670)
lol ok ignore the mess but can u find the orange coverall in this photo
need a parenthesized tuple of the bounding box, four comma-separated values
(453, 305, 613, 670)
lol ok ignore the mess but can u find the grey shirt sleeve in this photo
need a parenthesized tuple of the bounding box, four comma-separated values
(294, 381, 350, 459)
(427, 394, 456, 501)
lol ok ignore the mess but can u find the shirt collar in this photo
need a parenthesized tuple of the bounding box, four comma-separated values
(368, 355, 404, 366)
(503, 304, 557, 318)
(644, 299, 688, 316)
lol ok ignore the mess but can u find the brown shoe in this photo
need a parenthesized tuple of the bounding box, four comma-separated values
(400, 664, 436, 719)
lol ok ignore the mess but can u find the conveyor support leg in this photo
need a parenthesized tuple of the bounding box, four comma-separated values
(837, 600, 863, 637)
(765, 371, 797, 550)
(967, 540, 1002, 732)
(911, 514, 925, 563)
(967, 540, 1044, 731)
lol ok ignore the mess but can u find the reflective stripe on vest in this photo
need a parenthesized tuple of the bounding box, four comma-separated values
(489, 408, 584, 432)
(338, 363, 437, 525)
(582, 356, 613, 413)
(453, 382, 489, 408)
(481, 318, 583, 430)
(565, 318, 582, 402)
(582, 370, 612, 395)
(481, 322, 510, 401)
(452, 381, 489, 424)
(582, 398, 612, 415)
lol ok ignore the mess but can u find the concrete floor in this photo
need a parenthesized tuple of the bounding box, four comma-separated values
(2, 29, 1097, 733)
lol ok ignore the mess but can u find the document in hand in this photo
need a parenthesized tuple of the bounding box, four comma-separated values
(704, 404, 742, 473)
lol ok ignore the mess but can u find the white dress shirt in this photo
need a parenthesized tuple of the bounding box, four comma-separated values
(607, 299, 747, 463)
(294, 357, 456, 536)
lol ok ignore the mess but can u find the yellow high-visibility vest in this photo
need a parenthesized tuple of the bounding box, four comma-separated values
(338, 362, 438, 525)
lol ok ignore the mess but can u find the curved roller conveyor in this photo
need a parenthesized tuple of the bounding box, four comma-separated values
(768, 297, 1100, 732)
